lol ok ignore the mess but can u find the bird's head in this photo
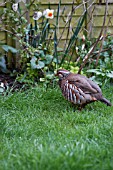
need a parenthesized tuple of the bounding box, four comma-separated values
(55, 69, 70, 79)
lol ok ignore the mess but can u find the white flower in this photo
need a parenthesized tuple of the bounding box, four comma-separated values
(12, 3, 18, 12)
(43, 9, 54, 19)
(33, 11, 42, 20)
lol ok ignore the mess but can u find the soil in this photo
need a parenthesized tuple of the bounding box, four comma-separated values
(0, 73, 24, 91)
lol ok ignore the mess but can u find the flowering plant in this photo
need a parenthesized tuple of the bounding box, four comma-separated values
(0, 0, 57, 83)
(10, 2, 56, 82)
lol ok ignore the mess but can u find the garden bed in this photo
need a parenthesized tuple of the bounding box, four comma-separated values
(0, 73, 27, 92)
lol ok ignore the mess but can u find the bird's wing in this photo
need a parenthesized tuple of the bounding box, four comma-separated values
(86, 78, 102, 93)
(68, 74, 98, 94)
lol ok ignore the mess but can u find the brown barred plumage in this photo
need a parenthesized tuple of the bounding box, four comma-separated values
(56, 69, 112, 109)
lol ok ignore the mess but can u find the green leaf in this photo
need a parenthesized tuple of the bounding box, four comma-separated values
(54, 26, 58, 66)
(0, 56, 9, 73)
(14, 18, 19, 22)
(37, 60, 45, 69)
(2, 45, 8, 52)
(0, 87, 5, 93)
(26, 23, 31, 30)
(103, 52, 109, 57)
(34, 52, 40, 57)
(56, 0, 61, 26)
(30, 56, 37, 69)
(106, 72, 113, 78)
(8, 46, 18, 53)
(87, 69, 105, 76)
(34, 20, 37, 31)
(2, 45, 18, 53)
(40, 50, 45, 58)
(60, 11, 87, 65)
(45, 54, 53, 64)
(45, 73, 54, 80)
(41, 22, 50, 43)
(30, 57, 45, 69)
(103, 41, 107, 46)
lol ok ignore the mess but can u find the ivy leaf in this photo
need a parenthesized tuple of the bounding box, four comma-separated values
(30, 56, 37, 69)
(103, 52, 109, 57)
(34, 51, 40, 57)
(37, 60, 45, 69)
(40, 50, 45, 58)
(30, 57, 45, 69)
(45, 54, 53, 64)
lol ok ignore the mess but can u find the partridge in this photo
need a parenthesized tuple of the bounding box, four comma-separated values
(56, 69, 112, 108)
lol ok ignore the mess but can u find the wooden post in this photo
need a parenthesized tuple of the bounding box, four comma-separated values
(86, 0, 94, 39)
(6, 1, 14, 69)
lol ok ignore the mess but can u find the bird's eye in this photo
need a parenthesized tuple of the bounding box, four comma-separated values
(58, 73, 63, 78)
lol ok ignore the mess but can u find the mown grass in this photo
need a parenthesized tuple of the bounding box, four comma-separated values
(0, 84, 113, 170)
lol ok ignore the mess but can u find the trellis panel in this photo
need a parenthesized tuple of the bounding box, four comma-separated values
(0, 0, 113, 46)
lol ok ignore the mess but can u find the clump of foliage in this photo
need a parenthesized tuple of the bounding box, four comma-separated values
(86, 35, 113, 85)
(70, 33, 113, 85)
(1, 1, 57, 83)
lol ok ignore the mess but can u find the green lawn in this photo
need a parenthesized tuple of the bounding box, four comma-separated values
(0, 84, 113, 170)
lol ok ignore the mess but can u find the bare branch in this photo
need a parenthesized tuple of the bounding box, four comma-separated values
(78, 0, 109, 74)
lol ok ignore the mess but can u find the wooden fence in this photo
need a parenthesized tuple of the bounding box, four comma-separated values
(0, 0, 113, 50)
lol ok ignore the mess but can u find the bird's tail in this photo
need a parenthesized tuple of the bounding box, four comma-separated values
(100, 97, 112, 106)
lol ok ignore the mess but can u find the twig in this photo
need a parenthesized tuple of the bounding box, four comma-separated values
(0, 0, 11, 6)
(0, 27, 19, 38)
(96, 0, 109, 66)
(57, 0, 91, 45)
(20, 0, 36, 18)
(78, 0, 108, 74)
(63, 1, 74, 51)
(92, 47, 112, 58)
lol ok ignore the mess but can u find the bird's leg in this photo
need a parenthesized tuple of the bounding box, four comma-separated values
(71, 103, 76, 112)
(71, 103, 86, 111)
(78, 104, 86, 111)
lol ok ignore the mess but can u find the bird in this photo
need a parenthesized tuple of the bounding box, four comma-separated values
(55, 69, 112, 109)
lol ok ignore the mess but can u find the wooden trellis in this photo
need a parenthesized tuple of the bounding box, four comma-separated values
(0, 0, 113, 45)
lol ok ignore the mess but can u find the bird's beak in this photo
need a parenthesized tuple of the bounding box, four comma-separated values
(55, 73, 58, 76)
